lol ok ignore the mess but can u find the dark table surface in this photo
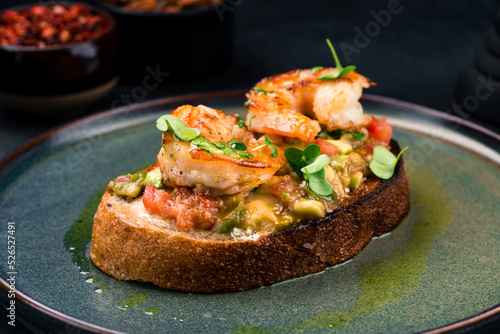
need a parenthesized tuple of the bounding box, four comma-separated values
(0, 1, 499, 333)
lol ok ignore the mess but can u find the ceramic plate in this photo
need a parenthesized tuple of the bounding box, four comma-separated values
(0, 92, 499, 334)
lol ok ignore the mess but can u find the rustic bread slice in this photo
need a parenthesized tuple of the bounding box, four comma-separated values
(90, 141, 410, 293)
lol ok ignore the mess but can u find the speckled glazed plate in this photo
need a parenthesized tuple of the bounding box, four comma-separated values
(0, 92, 499, 334)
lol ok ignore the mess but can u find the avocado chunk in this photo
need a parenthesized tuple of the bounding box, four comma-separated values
(292, 199, 326, 218)
(326, 139, 352, 155)
(330, 155, 350, 171)
(108, 172, 147, 198)
(276, 215, 296, 230)
(143, 168, 164, 189)
(349, 171, 364, 190)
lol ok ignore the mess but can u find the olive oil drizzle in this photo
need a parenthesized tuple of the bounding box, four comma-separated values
(117, 292, 150, 310)
(233, 167, 455, 333)
(64, 189, 105, 273)
(65, 166, 455, 327)
(64, 164, 154, 273)
(64, 186, 156, 312)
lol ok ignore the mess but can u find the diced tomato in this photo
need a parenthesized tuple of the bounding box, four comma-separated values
(142, 184, 171, 217)
(176, 208, 213, 230)
(142, 184, 221, 230)
(176, 209, 196, 229)
(368, 116, 393, 144)
(313, 138, 339, 157)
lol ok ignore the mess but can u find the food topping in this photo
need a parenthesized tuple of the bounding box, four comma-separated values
(0, 3, 109, 47)
(368, 116, 393, 144)
(107, 172, 147, 198)
(108, 107, 407, 235)
(143, 184, 223, 230)
(284, 144, 333, 197)
(157, 105, 286, 195)
(369, 145, 409, 180)
(292, 199, 326, 219)
(108, 117, 408, 235)
(142, 168, 164, 189)
(252, 136, 279, 158)
(243, 39, 376, 144)
(317, 38, 357, 80)
(106, 40, 408, 235)
(312, 138, 339, 157)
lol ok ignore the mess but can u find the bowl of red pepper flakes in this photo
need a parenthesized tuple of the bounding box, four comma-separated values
(0, 2, 118, 118)
(87, 0, 233, 84)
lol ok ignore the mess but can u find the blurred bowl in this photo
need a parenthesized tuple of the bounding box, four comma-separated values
(86, 0, 233, 84)
(0, 2, 119, 118)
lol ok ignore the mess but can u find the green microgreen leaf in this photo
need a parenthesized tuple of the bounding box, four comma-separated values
(317, 38, 356, 81)
(253, 136, 279, 158)
(338, 65, 356, 77)
(303, 144, 321, 160)
(301, 154, 330, 175)
(188, 135, 256, 160)
(285, 144, 321, 170)
(155, 115, 170, 131)
(191, 137, 223, 154)
(311, 66, 324, 74)
(229, 141, 247, 151)
(191, 138, 253, 159)
(296, 156, 308, 178)
(303, 166, 310, 180)
(349, 131, 366, 141)
(248, 115, 255, 126)
(369, 146, 409, 179)
(156, 115, 253, 160)
(265, 137, 279, 158)
(320, 67, 343, 80)
(177, 127, 201, 141)
(231, 141, 254, 157)
(253, 86, 274, 94)
(307, 169, 333, 197)
(284, 146, 305, 166)
(318, 73, 339, 81)
(238, 151, 254, 159)
(244, 100, 252, 108)
(327, 38, 342, 70)
(237, 116, 245, 128)
(213, 142, 241, 158)
(156, 114, 201, 141)
(285, 144, 332, 197)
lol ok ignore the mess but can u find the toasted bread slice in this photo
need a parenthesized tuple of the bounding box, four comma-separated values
(90, 141, 409, 293)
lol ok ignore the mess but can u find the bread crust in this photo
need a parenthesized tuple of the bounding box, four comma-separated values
(90, 141, 410, 293)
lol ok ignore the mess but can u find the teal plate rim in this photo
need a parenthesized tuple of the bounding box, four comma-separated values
(0, 91, 499, 334)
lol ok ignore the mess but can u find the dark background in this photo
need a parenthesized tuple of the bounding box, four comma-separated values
(0, 0, 499, 333)
(1, 0, 499, 158)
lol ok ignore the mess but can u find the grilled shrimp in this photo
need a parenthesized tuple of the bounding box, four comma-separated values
(245, 68, 374, 141)
(157, 105, 286, 195)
